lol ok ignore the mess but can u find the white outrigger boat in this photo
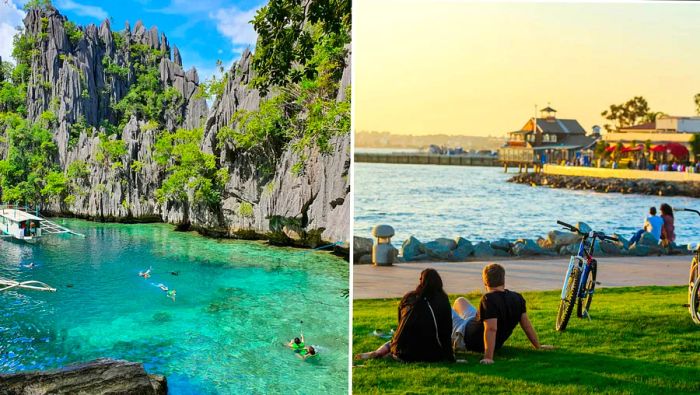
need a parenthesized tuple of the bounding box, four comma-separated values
(1, 205, 83, 292)
(0, 205, 84, 242)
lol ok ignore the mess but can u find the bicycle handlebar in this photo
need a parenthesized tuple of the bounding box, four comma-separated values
(557, 220, 618, 242)
(676, 208, 700, 217)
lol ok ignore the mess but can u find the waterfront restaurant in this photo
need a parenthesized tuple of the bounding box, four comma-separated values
(499, 107, 599, 168)
(603, 115, 700, 162)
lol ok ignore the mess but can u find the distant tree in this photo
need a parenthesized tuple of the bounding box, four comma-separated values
(644, 111, 666, 124)
(690, 134, 700, 162)
(594, 140, 608, 158)
(694, 93, 700, 115)
(601, 96, 660, 132)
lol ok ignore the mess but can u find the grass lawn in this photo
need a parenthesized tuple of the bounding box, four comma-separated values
(353, 286, 700, 394)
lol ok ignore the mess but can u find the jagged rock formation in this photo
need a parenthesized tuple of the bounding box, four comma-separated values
(15, 6, 350, 245)
(0, 358, 167, 394)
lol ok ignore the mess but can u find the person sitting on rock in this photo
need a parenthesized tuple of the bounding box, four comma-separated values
(451, 263, 553, 364)
(629, 206, 664, 246)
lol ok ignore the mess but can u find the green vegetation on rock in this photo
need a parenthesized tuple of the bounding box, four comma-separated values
(155, 127, 228, 207)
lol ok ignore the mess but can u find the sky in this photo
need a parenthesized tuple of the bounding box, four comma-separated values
(355, 0, 700, 137)
(0, 0, 265, 81)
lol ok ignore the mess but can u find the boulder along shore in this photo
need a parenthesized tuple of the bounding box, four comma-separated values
(509, 172, 700, 197)
(353, 221, 691, 264)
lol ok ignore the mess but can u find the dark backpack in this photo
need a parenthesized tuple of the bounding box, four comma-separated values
(390, 295, 453, 362)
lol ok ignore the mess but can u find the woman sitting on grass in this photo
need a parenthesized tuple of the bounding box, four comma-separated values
(355, 268, 454, 362)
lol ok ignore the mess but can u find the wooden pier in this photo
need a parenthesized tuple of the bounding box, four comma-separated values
(354, 152, 500, 167)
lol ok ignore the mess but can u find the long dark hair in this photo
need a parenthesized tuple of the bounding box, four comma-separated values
(415, 268, 447, 299)
(660, 203, 673, 218)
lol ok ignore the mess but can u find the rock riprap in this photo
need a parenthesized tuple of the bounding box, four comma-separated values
(358, 221, 691, 264)
(509, 172, 700, 197)
(0, 358, 166, 394)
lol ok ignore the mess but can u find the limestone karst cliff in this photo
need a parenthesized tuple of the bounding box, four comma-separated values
(0, 4, 350, 246)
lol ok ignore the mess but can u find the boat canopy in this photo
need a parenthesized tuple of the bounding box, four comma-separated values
(0, 208, 44, 223)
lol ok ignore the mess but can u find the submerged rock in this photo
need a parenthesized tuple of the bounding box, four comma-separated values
(0, 358, 166, 394)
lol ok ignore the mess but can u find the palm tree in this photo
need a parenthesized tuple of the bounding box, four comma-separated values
(690, 134, 700, 163)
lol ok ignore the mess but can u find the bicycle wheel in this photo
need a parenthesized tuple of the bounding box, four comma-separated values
(691, 277, 700, 325)
(556, 265, 581, 331)
(689, 257, 698, 319)
(578, 260, 597, 318)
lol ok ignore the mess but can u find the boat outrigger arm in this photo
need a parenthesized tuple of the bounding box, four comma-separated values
(0, 278, 57, 292)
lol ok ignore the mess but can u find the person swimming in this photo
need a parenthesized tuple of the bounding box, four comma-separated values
(138, 267, 152, 279)
(288, 336, 305, 352)
(158, 283, 169, 292)
(166, 289, 176, 301)
(298, 345, 317, 360)
(23, 262, 34, 269)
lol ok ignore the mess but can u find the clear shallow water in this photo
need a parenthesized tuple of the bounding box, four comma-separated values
(355, 163, 700, 247)
(0, 220, 348, 394)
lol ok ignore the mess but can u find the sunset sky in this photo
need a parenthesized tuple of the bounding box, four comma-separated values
(355, 0, 700, 136)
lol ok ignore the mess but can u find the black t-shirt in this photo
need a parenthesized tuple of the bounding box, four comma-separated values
(464, 289, 527, 352)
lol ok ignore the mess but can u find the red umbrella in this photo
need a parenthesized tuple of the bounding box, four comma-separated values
(605, 144, 616, 152)
(621, 144, 643, 153)
(650, 144, 666, 152)
(665, 142, 689, 157)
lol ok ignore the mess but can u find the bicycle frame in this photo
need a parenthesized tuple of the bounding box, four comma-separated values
(560, 232, 596, 300)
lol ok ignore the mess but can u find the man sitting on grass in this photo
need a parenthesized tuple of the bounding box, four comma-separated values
(452, 263, 553, 364)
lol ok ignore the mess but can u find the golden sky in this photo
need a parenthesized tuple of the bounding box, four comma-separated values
(354, 0, 700, 136)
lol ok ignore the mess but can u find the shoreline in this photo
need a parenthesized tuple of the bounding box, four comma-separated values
(353, 226, 690, 265)
(508, 172, 700, 197)
(39, 213, 350, 260)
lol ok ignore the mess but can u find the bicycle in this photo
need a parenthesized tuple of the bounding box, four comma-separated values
(555, 220, 618, 331)
(673, 208, 700, 324)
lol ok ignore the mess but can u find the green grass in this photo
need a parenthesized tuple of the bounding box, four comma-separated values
(353, 286, 700, 394)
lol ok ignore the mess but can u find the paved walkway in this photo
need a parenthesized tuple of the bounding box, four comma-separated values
(353, 255, 691, 299)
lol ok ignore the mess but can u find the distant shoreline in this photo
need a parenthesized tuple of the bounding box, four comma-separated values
(509, 172, 700, 198)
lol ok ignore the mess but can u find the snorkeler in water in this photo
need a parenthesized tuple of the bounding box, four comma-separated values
(297, 345, 317, 360)
(138, 267, 152, 279)
(166, 289, 176, 301)
(288, 335, 305, 352)
(157, 283, 169, 292)
(25, 262, 34, 269)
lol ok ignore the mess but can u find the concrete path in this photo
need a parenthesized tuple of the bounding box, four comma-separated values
(353, 255, 691, 299)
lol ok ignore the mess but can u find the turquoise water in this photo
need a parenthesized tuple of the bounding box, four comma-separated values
(355, 163, 700, 246)
(0, 220, 348, 394)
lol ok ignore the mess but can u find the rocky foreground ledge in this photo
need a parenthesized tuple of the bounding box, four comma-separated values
(509, 172, 700, 197)
(354, 222, 691, 264)
(0, 359, 166, 394)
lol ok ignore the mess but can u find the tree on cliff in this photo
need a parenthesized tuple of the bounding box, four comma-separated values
(601, 96, 662, 132)
(250, 0, 350, 94)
